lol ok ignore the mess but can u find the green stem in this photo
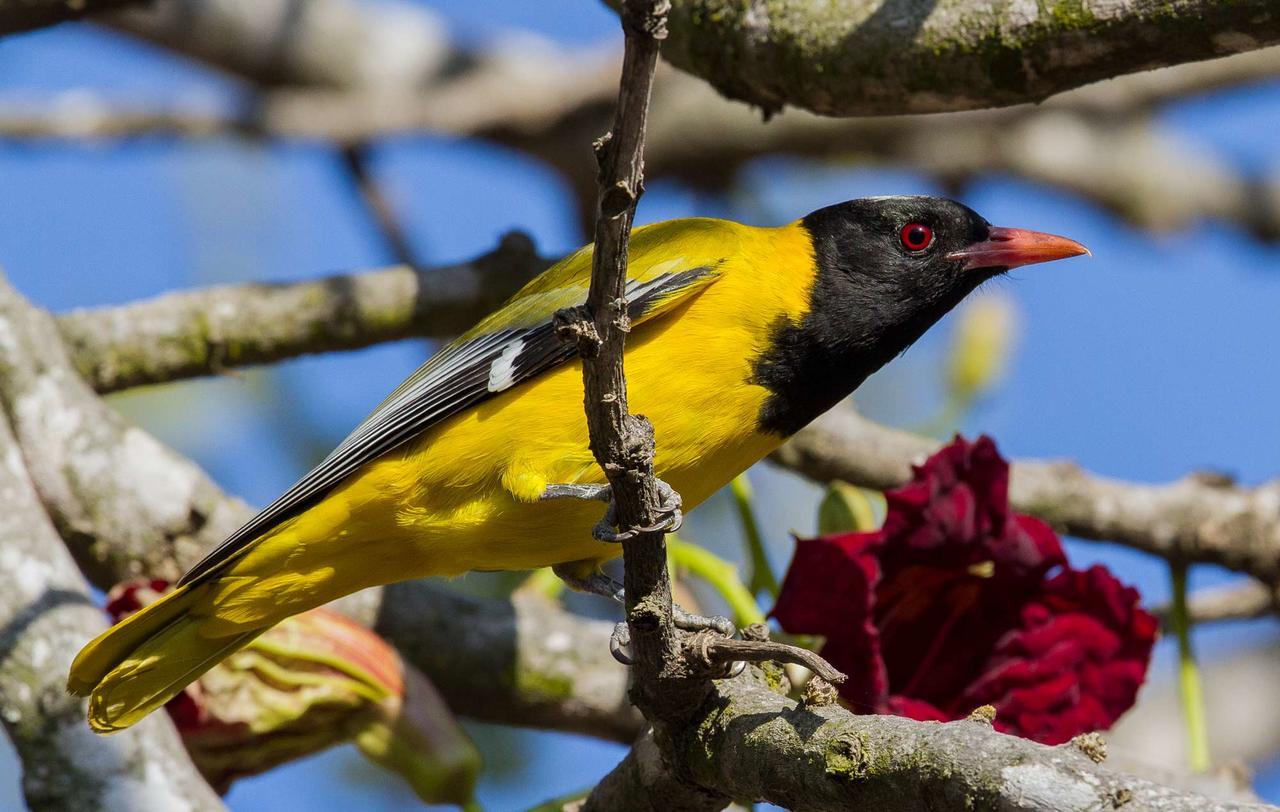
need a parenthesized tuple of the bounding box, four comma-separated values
(517, 567, 566, 601)
(668, 536, 766, 627)
(730, 473, 779, 598)
(1169, 561, 1211, 772)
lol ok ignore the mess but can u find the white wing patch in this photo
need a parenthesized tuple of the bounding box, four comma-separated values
(487, 338, 525, 393)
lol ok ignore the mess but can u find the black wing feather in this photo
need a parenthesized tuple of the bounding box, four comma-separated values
(178, 268, 714, 586)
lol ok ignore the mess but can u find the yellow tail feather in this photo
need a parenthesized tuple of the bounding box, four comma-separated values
(66, 581, 264, 733)
(67, 582, 205, 697)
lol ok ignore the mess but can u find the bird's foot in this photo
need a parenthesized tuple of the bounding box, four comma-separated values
(539, 480, 683, 543)
(605, 604, 737, 666)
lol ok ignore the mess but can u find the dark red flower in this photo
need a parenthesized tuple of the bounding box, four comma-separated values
(772, 435, 1157, 744)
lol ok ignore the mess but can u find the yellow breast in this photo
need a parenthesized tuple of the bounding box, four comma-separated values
(229, 219, 818, 597)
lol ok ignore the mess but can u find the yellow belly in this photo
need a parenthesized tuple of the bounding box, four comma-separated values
(208, 221, 814, 625)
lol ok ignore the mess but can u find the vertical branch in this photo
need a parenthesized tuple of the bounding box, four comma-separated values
(565, 0, 696, 723)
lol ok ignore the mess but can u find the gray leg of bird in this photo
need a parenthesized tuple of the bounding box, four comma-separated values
(538, 480, 683, 542)
(540, 483, 613, 502)
(591, 479, 683, 543)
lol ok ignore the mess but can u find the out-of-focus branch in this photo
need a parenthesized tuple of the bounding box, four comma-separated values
(101, 0, 451, 89)
(0, 0, 139, 36)
(1155, 581, 1278, 626)
(340, 143, 420, 267)
(772, 408, 1280, 587)
(622, 0, 1280, 116)
(3, 46, 1279, 238)
(56, 232, 548, 393)
(95, 0, 1280, 117)
(0, 284, 225, 812)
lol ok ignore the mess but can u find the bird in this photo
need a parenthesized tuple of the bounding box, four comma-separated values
(68, 195, 1088, 732)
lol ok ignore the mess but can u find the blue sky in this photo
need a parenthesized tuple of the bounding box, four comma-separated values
(1, 2, 1279, 809)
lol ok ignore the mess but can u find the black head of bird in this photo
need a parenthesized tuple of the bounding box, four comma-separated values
(754, 195, 1089, 434)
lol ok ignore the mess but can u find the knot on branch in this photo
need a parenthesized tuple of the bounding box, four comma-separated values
(600, 179, 640, 220)
(801, 676, 839, 707)
(1069, 732, 1109, 764)
(620, 0, 671, 41)
(966, 704, 997, 725)
(554, 306, 601, 357)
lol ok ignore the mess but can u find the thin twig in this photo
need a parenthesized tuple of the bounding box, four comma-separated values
(339, 143, 420, 268)
(566, 0, 695, 723)
(686, 631, 846, 684)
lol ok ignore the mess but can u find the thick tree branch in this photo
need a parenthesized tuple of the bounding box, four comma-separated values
(101, 0, 451, 89)
(95, 0, 1280, 118)
(0, 293, 225, 812)
(631, 0, 1280, 116)
(56, 232, 547, 393)
(0, 0, 138, 36)
(580, 669, 1268, 811)
(772, 408, 1280, 586)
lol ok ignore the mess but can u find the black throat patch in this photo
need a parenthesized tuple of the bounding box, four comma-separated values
(751, 208, 979, 436)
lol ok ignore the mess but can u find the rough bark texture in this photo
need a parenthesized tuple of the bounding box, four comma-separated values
(665, 675, 1271, 811)
(57, 232, 547, 393)
(95, 0, 1280, 118)
(772, 408, 1280, 586)
(640, 0, 1280, 116)
(342, 585, 642, 743)
(0, 285, 225, 812)
(572, 5, 732, 810)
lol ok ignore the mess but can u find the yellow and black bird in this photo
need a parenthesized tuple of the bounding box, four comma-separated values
(68, 196, 1087, 732)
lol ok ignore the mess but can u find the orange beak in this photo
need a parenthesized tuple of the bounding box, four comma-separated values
(947, 227, 1090, 271)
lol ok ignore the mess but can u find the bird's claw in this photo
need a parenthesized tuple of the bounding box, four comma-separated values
(610, 621, 633, 665)
(608, 607, 739, 670)
(591, 479, 683, 543)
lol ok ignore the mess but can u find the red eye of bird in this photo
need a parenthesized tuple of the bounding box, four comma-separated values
(900, 223, 934, 252)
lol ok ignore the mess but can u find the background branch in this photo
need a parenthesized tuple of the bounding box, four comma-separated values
(3, 47, 1278, 240)
(639, 0, 1280, 116)
(0, 0, 139, 36)
(772, 407, 1280, 587)
(0, 288, 225, 812)
(56, 232, 547, 393)
(101, 0, 452, 89)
